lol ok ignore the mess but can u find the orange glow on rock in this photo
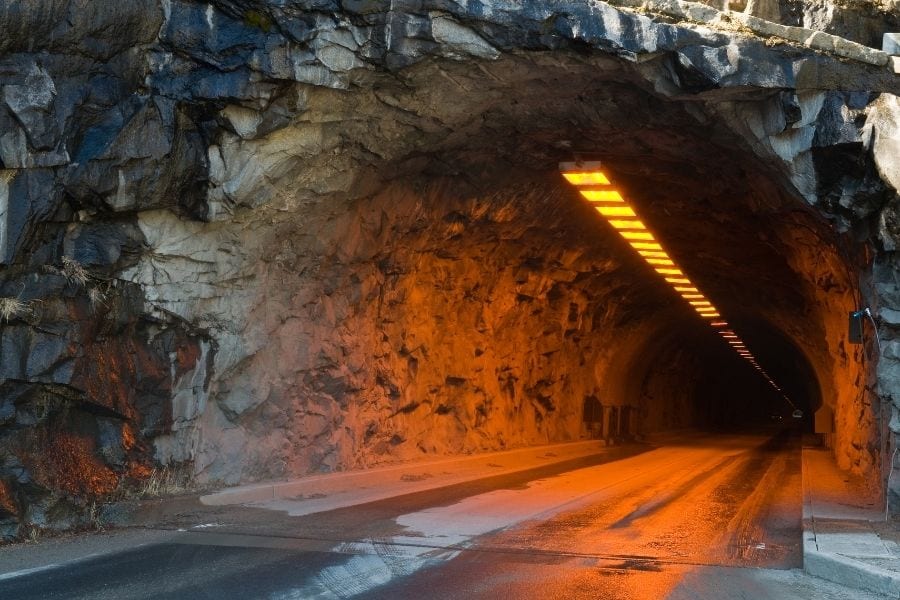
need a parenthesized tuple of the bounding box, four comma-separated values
(0, 480, 16, 516)
(26, 431, 119, 497)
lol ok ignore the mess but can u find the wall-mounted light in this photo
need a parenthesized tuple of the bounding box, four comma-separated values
(560, 161, 791, 403)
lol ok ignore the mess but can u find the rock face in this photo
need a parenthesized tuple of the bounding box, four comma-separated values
(0, 0, 899, 537)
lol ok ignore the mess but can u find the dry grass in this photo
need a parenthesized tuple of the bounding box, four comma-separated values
(0, 297, 28, 322)
(138, 465, 192, 498)
(87, 286, 108, 312)
(86, 501, 104, 532)
(61, 256, 90, 287)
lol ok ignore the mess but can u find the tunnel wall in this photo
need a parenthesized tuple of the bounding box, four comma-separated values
(179, 178, 701, 482)
(0, 0, 898, 536)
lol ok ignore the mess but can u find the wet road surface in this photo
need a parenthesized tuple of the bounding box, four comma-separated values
(0, 429, 884, 599)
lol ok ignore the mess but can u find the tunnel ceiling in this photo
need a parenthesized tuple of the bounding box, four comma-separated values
(1, 0, 899, 537)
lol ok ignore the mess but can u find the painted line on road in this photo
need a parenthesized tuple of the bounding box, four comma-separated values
(0, 541, 167, 583)
(0, 563, 65, 582)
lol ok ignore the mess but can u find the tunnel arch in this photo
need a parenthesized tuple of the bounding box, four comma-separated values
(144, 49, 880, 490)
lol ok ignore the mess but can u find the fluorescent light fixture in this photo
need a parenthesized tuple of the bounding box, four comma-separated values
(563, 172, 611, 186)
(689, 301, 712, 307)
(597, 206, 637, 218)
(581, 189, 624, 202)
(666, 277, 691, 285)
(609, 219, 646, 230)
(638, 251, 669, 258)
(629, 242, 663, 251)
(646, 258, 675, 266)
(674, 286, 699, 293)
(655, 268, 683, 276)
(620, 231, 655, 241)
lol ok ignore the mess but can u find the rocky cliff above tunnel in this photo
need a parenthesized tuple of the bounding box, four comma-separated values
(0, 0, 899, 538)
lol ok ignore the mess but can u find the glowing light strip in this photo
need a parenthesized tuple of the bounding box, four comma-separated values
(560, 161, 791, 403)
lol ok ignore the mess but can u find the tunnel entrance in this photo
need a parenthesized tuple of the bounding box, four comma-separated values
(6, 0, 900, 540)
(165, 50, 883, 498)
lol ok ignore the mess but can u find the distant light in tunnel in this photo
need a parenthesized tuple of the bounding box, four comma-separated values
(560, 160, 794, 407)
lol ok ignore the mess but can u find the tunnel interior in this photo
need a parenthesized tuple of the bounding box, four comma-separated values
(183, 51, 877, 489)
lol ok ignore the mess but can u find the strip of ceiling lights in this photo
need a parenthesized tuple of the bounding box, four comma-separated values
(560, 161, 789, 400)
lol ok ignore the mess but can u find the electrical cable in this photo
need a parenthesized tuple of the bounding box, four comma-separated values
(864, 308, 882, 353)
(888, 446, 898, 522)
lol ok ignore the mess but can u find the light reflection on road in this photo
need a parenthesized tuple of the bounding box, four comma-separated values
(282, 431, 801, 599)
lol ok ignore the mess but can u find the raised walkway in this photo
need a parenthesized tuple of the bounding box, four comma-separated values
(200, 439, 623, 514)
(803, 445, 900, 597)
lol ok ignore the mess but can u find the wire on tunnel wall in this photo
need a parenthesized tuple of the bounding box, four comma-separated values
(560, 161, 797, 412)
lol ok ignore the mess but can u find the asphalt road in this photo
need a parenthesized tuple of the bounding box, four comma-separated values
(0, 429, 886, 599)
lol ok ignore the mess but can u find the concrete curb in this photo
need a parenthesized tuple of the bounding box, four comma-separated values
(803, 534, 900, 598)
(200, 439, 617, 507)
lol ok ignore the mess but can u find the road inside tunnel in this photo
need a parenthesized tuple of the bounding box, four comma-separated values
(0, 428, 882, 600)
